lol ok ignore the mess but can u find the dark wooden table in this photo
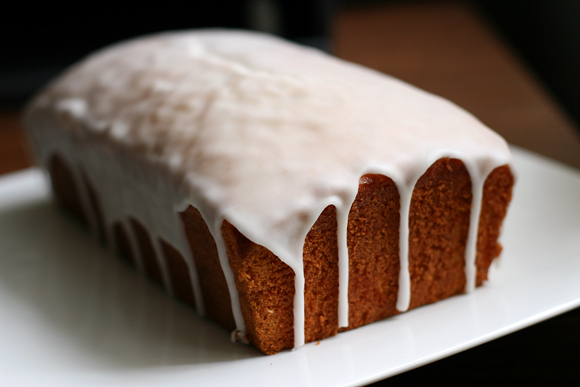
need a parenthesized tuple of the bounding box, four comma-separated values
(2, 1, 580, 384)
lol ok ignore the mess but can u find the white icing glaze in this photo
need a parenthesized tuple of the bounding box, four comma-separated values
(24, 30, 512, 350)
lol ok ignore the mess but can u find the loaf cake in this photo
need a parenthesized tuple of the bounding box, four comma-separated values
(24, 30, 514, 355)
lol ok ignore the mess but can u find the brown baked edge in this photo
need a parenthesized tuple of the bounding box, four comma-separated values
(47, 155, 514, 355)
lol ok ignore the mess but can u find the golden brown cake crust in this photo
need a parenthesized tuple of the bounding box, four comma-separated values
(161, 240, 196, 306)
(222, 221, 296, 354)
(47, 153, 513, 355)
(344, 174, 401, 330)
(212, 159, 513, 353)
(476, 165, 514, 285)
(408, 158, 472, 309)
(181, 206, 236, 331)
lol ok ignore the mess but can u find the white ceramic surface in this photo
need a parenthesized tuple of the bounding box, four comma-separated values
(0, 146, 579, 386)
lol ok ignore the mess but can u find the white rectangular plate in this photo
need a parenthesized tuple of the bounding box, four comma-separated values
(1, 146, 579, 386)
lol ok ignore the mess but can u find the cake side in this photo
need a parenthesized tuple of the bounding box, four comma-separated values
(222, 159, 513, 354)
(476, 165, 514, 284)
(44, 151, 513, 355)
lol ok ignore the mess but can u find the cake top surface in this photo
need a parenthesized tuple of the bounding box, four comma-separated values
(26, 29, 512, 261)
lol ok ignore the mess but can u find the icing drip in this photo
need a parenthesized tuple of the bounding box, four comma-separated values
(24, 30, 513, 351)
(396, 183, 415, 312)
(463, 162, 487, 294)
(212, 216, 246, 338)
(336, 205, 352, 328)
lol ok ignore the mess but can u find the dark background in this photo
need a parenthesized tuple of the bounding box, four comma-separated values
(2, 0, 580, 135)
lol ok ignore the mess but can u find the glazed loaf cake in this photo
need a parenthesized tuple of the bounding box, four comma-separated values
(24, 30, 514, 355)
